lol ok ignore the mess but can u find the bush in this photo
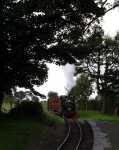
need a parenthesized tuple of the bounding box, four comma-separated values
(9, 101, 43, 118)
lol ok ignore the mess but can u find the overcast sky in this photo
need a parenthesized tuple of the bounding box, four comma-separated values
(35, 63, 76, 96)
(36, 2, 119, 98)
(102, 3, 119, 37)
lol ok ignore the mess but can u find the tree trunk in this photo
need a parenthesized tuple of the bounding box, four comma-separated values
(101, 97, 106, 113)
(101, 93, 113, 114)
(0, 92, 4, 113)
(85, 102, 88, 112)
(114, 107, 119, 116)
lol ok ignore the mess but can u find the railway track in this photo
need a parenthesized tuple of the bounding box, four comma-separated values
(57, 119, 93, 150)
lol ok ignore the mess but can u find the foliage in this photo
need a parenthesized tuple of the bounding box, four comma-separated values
(0, 0, 115, 110)
(75, 33, 119, 113)
(69, 74, 93, 111)
(85, 99, 102, 111)
(14, 91, 26, 101)
(9, 101, 43, 118)
(1, 95, 16, 112)
(14, 90, 40, 102)
(70, 74, 92, 100)
(76, 34, 119, 94)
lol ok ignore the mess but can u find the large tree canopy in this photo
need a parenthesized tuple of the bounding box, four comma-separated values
(0, 0, 115, 108)
(75, 32, 119, 113)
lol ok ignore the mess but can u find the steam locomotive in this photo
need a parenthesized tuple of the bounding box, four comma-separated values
(47, 95, 76, 118)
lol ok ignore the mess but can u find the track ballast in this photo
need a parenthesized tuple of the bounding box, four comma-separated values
(57, 119, 93, 150)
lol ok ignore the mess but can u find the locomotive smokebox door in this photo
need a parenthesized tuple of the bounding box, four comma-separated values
(60, 96, 76, 119)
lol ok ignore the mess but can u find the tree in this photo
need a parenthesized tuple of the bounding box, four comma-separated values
(75, 33, 119, 113)
(2, 95, 16, 112)
(14, 90, 40, 103)
(70, 74, 92, 111)
(0, 0, 115, 111)
(14, 91, 26, 101)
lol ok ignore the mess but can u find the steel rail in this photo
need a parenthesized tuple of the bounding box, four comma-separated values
(56, 119, 71, 150)
(56, 119, 83, 150)
(75, 120, 83, 150)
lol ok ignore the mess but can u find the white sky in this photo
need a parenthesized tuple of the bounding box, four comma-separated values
(102, 6, 119, 37)
(35, 1, 119, 99)
(35, 63, 76, 97)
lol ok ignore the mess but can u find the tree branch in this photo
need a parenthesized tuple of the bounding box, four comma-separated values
(101, 0, 108, 7)
(105, 4, 119, 14)
(83, 3, 119, 34)
(30, 87, 46, 99)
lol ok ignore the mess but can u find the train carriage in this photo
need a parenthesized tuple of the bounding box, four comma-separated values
(47, 96, 61, 115)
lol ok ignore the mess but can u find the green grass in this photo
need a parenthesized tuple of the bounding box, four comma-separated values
(78, 111, 119, 123)
(45, 112, 64, 125)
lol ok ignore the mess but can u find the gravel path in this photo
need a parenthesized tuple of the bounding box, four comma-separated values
(89, 121, 119, 150)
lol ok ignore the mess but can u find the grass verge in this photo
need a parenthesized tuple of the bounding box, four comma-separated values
(78, 111, 119, 123)
(0, 118, 47, 150)
(44, 112, 64, 125)
(0, 112, 64, 150)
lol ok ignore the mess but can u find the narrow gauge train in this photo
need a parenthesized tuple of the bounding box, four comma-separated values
(47, 95, 61, 115)
(47, 95, 76, 118)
